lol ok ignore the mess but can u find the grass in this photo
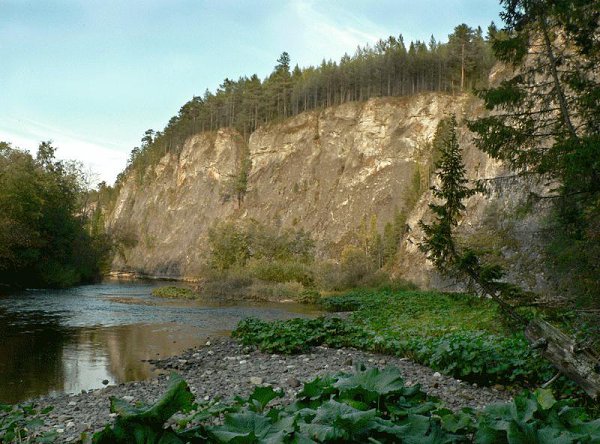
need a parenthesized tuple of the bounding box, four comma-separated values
(323, 288, 506, 337)
(151, 286, 197, 299)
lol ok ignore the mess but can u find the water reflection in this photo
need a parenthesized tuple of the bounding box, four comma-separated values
(0, 281, 320, 403)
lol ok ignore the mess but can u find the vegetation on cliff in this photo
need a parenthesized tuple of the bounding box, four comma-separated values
(0, 142, 112, 289)
(113, 23, 494, 189)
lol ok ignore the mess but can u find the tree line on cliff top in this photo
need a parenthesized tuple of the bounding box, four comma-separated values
(118, 23, 495, 186)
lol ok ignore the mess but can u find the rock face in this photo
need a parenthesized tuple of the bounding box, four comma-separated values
(107, 93, 549, 291)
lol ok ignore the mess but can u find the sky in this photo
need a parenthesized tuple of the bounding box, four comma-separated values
(0, 0, 504, 185)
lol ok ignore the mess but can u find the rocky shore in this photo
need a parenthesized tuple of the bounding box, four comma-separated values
(34, 337, 512, 442)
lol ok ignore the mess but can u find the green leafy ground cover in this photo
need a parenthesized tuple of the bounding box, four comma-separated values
(5, 370, 600, 443)
(234, 289, 564, 389)
(12, 369, 598, 443)
(152, 286, 198, 299)
(0, 404, 57, 443)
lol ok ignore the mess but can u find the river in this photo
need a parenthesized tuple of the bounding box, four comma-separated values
(0, 280, 320, 404)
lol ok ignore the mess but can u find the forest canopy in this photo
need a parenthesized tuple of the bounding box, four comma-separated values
(0, 141, 112, 289)
(120, 23, 495, 185)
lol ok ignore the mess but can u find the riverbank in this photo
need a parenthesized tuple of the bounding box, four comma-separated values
(32, 337, 511, 441)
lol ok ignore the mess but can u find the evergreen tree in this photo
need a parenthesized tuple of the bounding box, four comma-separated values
(419, 116, 478, 272)
(468, 0, 600, 304)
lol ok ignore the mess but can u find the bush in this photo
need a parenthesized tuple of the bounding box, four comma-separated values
(207, 220, 315, 271)
(340, 246, 372, 287)
(297, 289, 321, 304)
(246, 258, 314, 286)
(245, 281, 305, 301)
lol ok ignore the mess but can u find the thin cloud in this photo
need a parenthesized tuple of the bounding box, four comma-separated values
(287, 0, 390, 64)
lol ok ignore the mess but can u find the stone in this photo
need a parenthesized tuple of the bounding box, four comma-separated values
(102, 379, 109, 385)
(432, 372, 442, 378)
(287, 377, 301, 388)
(250, 377, 263, 385)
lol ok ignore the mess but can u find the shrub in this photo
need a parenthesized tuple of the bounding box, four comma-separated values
(340, 246, 372, 287)
(245, 281, 305, 301)
(246, 258, 315, 286)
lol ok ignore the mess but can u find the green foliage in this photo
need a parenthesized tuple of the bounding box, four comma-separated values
(233, 317, 370, 354)
(0, 142, 112, 288)
(408, 332, 554, 386)
(234, 289, 566, 388)
(329, 288, 502, 336)
(475, 388, 600, 443)
(246, 259, 314, 287)
(118, 26, 495, 189)
(88, 366, 600, 443)
(0, 403, 56, 443)
(207, 221, 314, 272)
(202, 220, 319, 301)
(222, 144, 252, 207)
(152, 286, 197, 299)
(419, 115, 478, 273)
(92, 373, 195, 443)
(468, 0, 600, 306)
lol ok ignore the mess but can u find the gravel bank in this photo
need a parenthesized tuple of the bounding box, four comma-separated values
(33, 337, 512, 442)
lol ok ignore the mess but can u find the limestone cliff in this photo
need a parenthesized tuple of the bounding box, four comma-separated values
(107, 93, 549, 291)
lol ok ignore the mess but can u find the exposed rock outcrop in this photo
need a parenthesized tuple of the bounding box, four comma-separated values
(107, 93, 549, 292)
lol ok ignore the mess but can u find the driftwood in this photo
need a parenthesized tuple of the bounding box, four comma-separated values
(525, 319, 600, 400)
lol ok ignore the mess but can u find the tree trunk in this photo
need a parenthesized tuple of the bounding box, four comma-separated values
(525, 319, 600, 400)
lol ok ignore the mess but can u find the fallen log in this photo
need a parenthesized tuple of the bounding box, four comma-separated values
(525, 319, 600, 400)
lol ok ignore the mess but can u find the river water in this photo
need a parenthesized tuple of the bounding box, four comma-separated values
(0, 280, 320, 404)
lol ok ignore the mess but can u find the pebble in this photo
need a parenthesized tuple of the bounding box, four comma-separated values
(30, 337, 511, 438)
(287, 377, 301, 388)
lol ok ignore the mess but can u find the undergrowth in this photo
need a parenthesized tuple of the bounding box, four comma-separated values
(234, 289, 582, 393)
(70, 370, 600, 442)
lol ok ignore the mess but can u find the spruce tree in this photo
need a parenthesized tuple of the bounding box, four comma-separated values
(468, 0, 600, 304)
(419, 115, 477, 272)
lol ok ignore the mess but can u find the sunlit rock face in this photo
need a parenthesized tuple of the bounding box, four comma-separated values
(107, 93, 549, 293)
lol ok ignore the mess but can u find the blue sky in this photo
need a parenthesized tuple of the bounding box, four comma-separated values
(0, 0, 503, 184)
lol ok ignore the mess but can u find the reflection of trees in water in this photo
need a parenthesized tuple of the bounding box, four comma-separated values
(75, 324, 207, 382)
(0, 310, 71, 403)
